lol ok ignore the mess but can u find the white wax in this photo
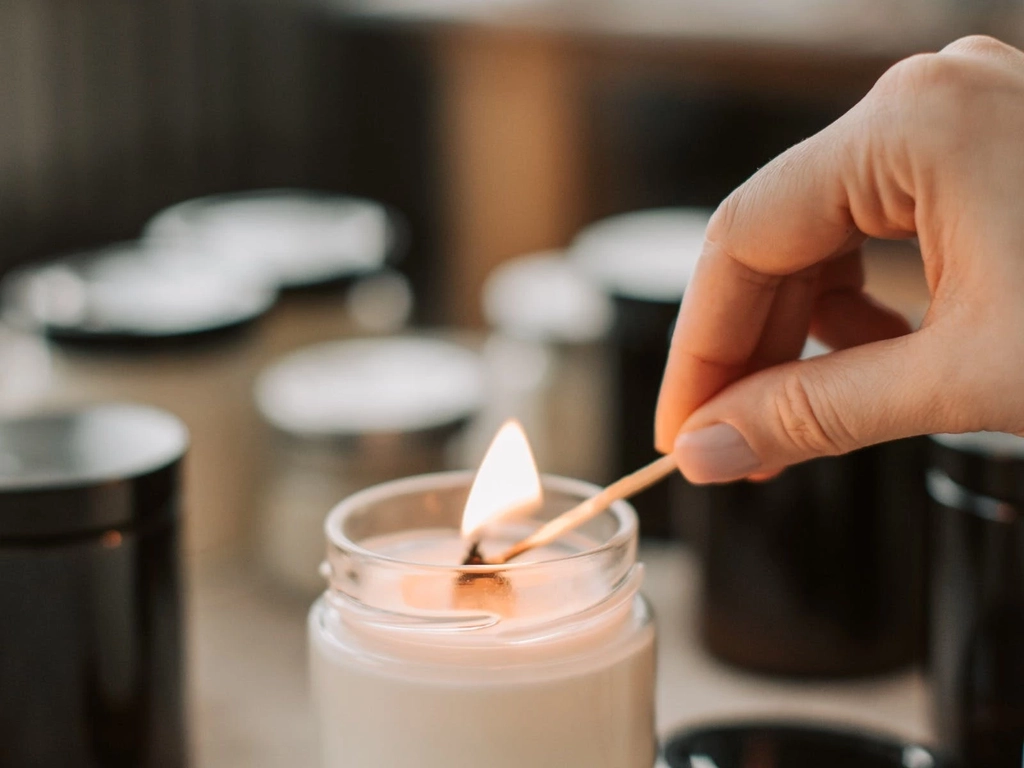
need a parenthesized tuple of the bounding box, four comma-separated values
(309, 530, 657, 768)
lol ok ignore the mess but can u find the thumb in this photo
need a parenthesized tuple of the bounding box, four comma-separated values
(672, 329, 957, 483)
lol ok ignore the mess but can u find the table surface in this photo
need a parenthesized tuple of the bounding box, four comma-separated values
(187, 542, 932, 767)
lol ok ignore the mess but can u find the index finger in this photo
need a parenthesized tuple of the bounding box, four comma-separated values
(653, 92, 913, 453)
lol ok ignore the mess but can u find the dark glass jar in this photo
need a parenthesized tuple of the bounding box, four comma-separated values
(928, 432, 1024, 768)
(693, 434, 929, 677)
(143, 190, 412, 358)
(0, 403, 189, 768)
(570, 208, 709, 538)
(0, 243, 274, 558)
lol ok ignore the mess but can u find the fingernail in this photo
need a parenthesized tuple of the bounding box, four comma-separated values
(674, 423, 760, 483)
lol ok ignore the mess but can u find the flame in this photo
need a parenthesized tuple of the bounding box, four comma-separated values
(461, 420, 543, 538)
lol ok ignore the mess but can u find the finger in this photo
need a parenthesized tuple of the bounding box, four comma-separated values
(811, 290, 912, 350)
(654, 245, 779, 453)
(672, 329, 955, 484)
(654, 88, 917, 453)
(746, 266, 820, 372)
(808, 247, 912, 348)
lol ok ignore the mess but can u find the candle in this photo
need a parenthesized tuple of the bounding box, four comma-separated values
(255, 336, 485, 594)
(309, 422, 657, 767)
(479, 251, 615, 484)
(570, 207, 710, 538)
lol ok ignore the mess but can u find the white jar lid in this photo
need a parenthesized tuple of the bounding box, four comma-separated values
(570, 208, 711, 303)
(930, 431, 1024, 458)
(482, 251, 613, 344)
(255, 337, 485, 437)
(0, 323, 52, 414)
(144, 190, 394, 289)
(1, 243, 275, 339)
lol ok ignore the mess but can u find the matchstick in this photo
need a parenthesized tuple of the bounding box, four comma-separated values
(492, 454, 679, 564)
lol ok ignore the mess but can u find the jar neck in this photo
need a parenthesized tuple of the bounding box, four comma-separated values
(323, 560, 644, 647)
(320, 472, 641, 644)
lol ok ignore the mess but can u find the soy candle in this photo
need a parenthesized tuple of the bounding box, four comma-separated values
(308, 432, 657, 767)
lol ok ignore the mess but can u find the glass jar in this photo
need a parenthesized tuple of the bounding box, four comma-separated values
(308, 472, 657, 768)
(0, 244, 275, 558)
(570, 208, 710, 537)
(480, 251, 614, 483)
(0, 404, 188, 768)
(255, 336, 485, 595)
(144, 189, 411, 360)
(691, 340, 928, 677)
(928, 432, 1024, 768)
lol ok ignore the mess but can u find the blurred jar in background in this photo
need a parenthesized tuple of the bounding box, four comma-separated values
(144, 189, 412, 359)
(0, 244, 276, 559)
(691, 340, 928, 677)
(0, 322, 53, 416)
(478, 251, 614, 483)
(254, 335, 484, 596)
(570, 208, 709, 538)
(928, 432, 1024, 768)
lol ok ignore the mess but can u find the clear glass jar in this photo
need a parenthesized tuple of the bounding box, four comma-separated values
(255, 337, 484, 595)
(309, 472, 657, 768)
(480, 252, 614, 484)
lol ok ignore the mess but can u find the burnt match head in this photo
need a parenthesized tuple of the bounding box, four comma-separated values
(462, 540, 486, 566)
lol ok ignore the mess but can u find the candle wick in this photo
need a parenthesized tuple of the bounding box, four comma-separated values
(461, 539, 485, 566)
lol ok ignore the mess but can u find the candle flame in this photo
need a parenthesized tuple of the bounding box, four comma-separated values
(461, 420, 542, 538)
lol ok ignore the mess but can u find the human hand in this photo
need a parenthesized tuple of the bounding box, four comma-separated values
(655, 36, 1024, 483)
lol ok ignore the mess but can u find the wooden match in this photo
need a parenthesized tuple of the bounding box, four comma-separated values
(491, 454, 679, 564)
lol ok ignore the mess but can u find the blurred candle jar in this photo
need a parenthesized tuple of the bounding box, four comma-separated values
(571, 208, 709, 537)
(254, 336, 485, 595)
(479, 251, 614, 483)
(691, 341, 928, 677)
(0, 244, 275, 557)
(0, 322, 53, 416)
(144, 189, 411, 358)
(0, 404, 188, 768)
(309, 471, 657, 768)
(928, 432, 1024, 768)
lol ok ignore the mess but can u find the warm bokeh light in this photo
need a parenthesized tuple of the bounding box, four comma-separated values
(460, 420, 542, 538)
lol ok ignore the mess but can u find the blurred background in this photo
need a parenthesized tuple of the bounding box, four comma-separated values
(2, 1, 1024, 767)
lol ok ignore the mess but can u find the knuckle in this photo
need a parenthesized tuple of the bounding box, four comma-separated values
(706, 192, 740, 246)
(772, 371, 850, 457)
(872, 50, 991, 144)
(941, 34, 1014, 60)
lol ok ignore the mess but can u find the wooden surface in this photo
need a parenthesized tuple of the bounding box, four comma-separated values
(434, 27, 587, 325)
(186, 543, 932, 767)
(327, 0, 956, 325)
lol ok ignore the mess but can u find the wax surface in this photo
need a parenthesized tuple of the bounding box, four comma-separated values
(357, 529, 605, 625)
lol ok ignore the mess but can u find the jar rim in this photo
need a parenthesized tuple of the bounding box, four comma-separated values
(324, 470, 638, 573)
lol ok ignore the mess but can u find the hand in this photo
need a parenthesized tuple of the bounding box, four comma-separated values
(655, 36, 1024, 484)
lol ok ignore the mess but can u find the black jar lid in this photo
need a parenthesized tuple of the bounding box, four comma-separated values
(0, 403, 189, 539)
(929, 432, 1024, 507)
(569, 208, 711, 304)
(1, 242, 275, 345)
(663, 721, 957, 768)
(143, 189, 402, 290)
